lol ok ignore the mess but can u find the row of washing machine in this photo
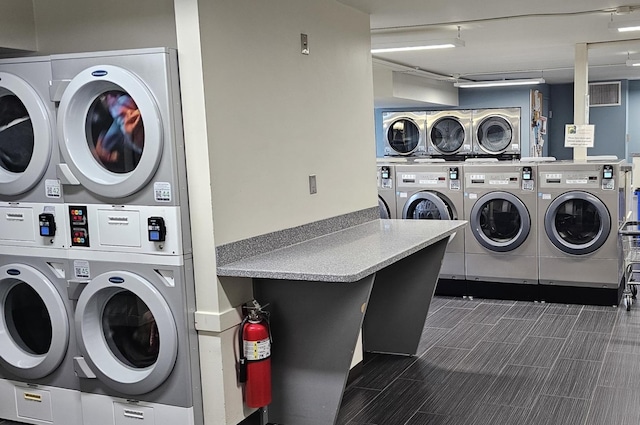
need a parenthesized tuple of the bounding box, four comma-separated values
(382, 108, 521, 160)
(0, 49, 202, 425)
(377, 158, 627, 294)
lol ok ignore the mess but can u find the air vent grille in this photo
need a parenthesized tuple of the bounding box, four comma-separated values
(589, 82, 621, 107)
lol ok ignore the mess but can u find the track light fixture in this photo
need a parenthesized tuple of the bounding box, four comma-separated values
(454, 78, 546, 88)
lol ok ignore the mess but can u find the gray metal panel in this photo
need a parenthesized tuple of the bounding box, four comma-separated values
(254, 274, 375, 425)
(364, 237, 449, 354)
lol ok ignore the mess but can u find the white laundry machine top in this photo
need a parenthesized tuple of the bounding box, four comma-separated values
(0, 56, 62, 204)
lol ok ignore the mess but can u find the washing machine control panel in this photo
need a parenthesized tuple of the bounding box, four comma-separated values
(603, 165, 614, 180)
(449, 167, 461, 190)
(148, 217, 166, 242)
(69, 206, 90, 247)
(38, 213, 57, 237)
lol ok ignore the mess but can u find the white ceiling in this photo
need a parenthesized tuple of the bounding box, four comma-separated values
(339, 0, 640, 85)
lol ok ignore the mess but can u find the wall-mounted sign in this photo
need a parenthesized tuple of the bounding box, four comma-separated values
(564, 124, 595, 148)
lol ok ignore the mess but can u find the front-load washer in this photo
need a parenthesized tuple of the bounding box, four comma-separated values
(382, 111, 426, 157)
(50, 48, 191, 256)
(538, 160, 625, 289)
(0, 252, 82, 425)
(377, 157, 407, 219)
(395, 160, 465, 279)
(0, 56, 61, 204)
(472, 108, 521, 159)
(71, 254, 202, 425)
(0, 56, 67, 253)
(463, 161, 537, 284)
(426, 110, 473, 159)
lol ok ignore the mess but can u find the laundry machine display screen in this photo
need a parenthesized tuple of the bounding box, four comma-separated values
(478, 199, 521, 242)
(87, 90, 145, 174)
(0, 93, 34, 173)
(477, 117, 513, 153)
(102, 291, 159, 368)
(387, 119, 420, 154)
(553, 199, 601, 245)
(4, 282, 52, 355)
(431, 118, 464, 153)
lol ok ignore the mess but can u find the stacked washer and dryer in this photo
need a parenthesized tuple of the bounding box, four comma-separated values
(0, 55, 82, 425)
(0, 49, 203, 425)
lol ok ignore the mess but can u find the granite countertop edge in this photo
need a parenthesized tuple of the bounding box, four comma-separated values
(217, 219, 467, 283)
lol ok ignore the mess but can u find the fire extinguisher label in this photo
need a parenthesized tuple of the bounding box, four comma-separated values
(244, 338, 271, 361)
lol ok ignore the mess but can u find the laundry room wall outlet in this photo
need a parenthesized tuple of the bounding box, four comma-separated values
(309, 175, 317, 194)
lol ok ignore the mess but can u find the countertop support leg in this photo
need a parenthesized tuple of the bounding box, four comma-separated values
(253, 274, 375, 425)
(363, 237, 449, 355)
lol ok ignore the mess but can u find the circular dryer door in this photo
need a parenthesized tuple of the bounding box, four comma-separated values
(544, 191, 611, 255)
(0, 264, 69, 379)
(470, 191, 530, 252)
(75, 270, 177, 395)
(402, 191, 455, 220)
(57, 65, 163, 198)
(476, 116, 513, 154)
(378, 196, 390, 219)
(386, 118, 421, 155)
(0, 73, 54, 196)
(430, 117, 465, 154)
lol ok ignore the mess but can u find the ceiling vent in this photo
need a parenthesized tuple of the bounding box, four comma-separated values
(589, 82, 621, 107)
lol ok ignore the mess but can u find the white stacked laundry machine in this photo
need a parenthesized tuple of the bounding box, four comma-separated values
(0, 55, 83, 425)
(45, 48, 203, 425)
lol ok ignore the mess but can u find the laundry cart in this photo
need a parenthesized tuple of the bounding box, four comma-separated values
(620, 221, 640, 310)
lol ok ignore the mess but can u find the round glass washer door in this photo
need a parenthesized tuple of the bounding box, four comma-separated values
(57, 65, 163, 198)
(75, 270, 178, 395)
(403, 191, 455, 220)
(0, 263, 69, 379)
(544, 191, 611, 255)
(430, 117, 465, 154)
(386, 118, 420, 155)
(0, 73, 54, 196)
(476, 116, 513, 154)
(470, 191, 530, 252)
(378, 196, 390, 219)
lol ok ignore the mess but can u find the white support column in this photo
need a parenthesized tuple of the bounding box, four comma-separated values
(574, 43, 589, 162)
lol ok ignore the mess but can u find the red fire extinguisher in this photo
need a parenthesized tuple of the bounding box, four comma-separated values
(238, 300, 272, 408)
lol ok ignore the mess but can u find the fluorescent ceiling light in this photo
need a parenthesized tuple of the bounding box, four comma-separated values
(627, 59, 640, 66)
(371, 38, 464, 54)
(454, 78, 545, 88)
(609, 20, 640, 32)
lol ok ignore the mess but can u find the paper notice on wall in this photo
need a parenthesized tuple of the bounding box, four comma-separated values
(565, 124, 595, 148)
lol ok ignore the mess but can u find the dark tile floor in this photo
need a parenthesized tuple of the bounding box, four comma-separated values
(3, 295, 640, 425)
(338, 296, 640, 425)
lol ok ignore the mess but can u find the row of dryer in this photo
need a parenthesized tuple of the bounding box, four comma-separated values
(377, 158, 627, 293)
(382, 108, 521, 160)
(0, 49, 202, 425)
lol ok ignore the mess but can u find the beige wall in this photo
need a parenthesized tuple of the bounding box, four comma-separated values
(199, 0, 377, 245)
(32, 0, 177, 54)
(0, 0, 36, 52)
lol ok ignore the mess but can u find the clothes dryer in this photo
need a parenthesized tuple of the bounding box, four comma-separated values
(0, 252, 82, 425)
(70, 254, 202, 425)
(472, 108, 521, 159)
(396, 160, 465, 279)
(463, 161, 537, 284)
(0, 56, 67, 252)
(426, 110, 473, 159)
(382, 111, 426, 157)
(50, 48, 191, 256)
(538, 160, 625, 289)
